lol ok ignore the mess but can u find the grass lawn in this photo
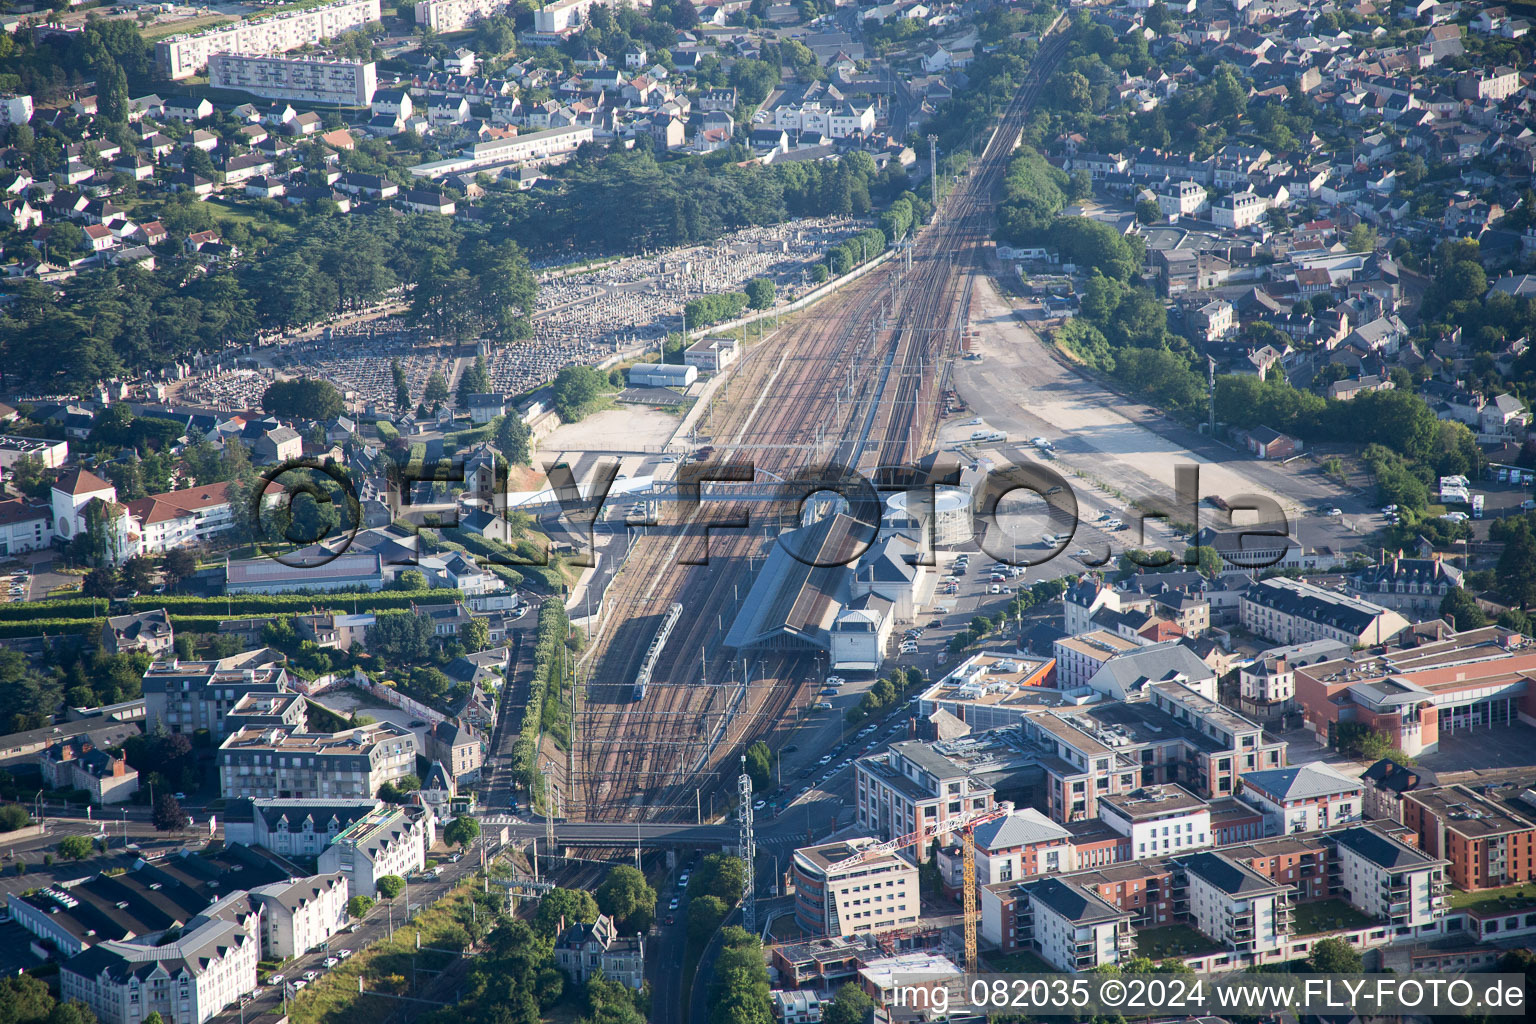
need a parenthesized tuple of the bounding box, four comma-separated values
(1134, 923, 1215, 960)
(286, 886, 479, 1024)
(1292, 897, 1376, 935)
(983, 949, 1055, 973)
(1446, 882, 1536, 914)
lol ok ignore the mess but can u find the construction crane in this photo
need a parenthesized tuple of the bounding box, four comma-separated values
(840, 801, 1014, 973)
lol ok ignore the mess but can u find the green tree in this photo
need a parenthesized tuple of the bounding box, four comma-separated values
(1345, 223, 1378, 253)
(422, 370, 450, 411)
(1439, 587, 1488, 630)
(444, 815, 481, 847)
(152, 794, 184, 831)
(552, 365, 609, 421)
(596, 865, 656, 933)
(744, 278, 775, 310)
(57, 835, 94, 861)
(161, 548, 198, 586)
(823, 984, 875, 1024)
(456, 355, 491, 407)
(693, 853, 746, 906)
(533, 887, 599, 937)
(393, 569, 429, 591)
(393, 358, 411, 412)
(687, 893, 727, 942)
(262, 378, 345, 421)
(1136, 198, 1161, 224)
(496, 413, 532, 466)
(346, 894, 375, 918)
(82, 566, 117, 598)
(744, 740, 772, 791)
(1308, 937, 1362, 973)
(461, 616, 490, 653)
(376, 875, 405, 899)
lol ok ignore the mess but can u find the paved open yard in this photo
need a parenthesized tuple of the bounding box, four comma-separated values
(539, 405, 682, 454)
(1418, 724, 1536, 782)
(955, 279, 1358, 528)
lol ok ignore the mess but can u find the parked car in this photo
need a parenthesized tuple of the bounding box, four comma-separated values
(323, 957, 339, 968)
(269, 975, 285, 987)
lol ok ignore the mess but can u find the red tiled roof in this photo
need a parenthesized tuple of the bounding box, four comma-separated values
(54, 468, 114, 496)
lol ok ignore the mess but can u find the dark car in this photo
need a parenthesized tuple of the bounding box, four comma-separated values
(409, 720, 426, 727)
(664, 914, 675, 925)
(782, 745, 799, 753)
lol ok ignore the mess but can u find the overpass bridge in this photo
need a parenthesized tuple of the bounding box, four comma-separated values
(478, 816, 740, 848)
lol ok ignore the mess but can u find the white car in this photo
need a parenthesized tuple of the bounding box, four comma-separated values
(323, 957, 339, 968)
(303, 971, 318, 982)
(292, 980, 307, 991)
(1328, 507, 1343, 516)
(1075, 548, 1093, 558)
(337, 950, 353, 960)
(269, 975, 285, 987)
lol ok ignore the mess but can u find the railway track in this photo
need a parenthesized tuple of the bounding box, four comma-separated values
(553, 16, 1074, 828)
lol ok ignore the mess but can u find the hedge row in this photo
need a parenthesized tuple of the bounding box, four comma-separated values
(0, 618, 102, 639)
(510, 598, 569, 798)
(0, 590, 464, 624)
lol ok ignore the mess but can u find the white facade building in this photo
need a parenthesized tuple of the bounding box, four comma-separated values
(218, 723, 417, 801)
(1327, 826, 1447, 930)
(1098, 784, 1213, 860)
(247, 873, 350, 960)
(1156, 180, 1208, 219)
(156, 1, 383, 80)
(1179, 851, 1293, 960)
(316, 804, 433, 897)
(209, 54, 378, 106)
(1017, 877, 1133, 972)
(1211, 191, 1265, 229)
(1238, 761, 1363, 836)
(414, 0, 509, 32)
(60, 915, 260, 1024)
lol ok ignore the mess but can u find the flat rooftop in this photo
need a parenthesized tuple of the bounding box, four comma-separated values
(920, 651, 1059, 708)
(1099, 784, 1208, 822)
(1409, 785, 1536, 839)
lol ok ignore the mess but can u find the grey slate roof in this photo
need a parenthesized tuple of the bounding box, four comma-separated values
(1240, 761, 1361, 802)
(1329, 825, 1438, 870)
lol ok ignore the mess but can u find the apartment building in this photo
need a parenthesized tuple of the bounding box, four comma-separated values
(0, 433, 68, 470)
(61, 915, 259, 1024)
(142, 650, 293, 737)
(1021, 682, 1284, 823)
(1053, 630, 1145, 690)
(534, 0, 635, 34)
(1238, 762, 1363, 836)
(1099, 784, 1213, 861)
(792, 838, 920, 939)
(209, 54, 377, 106)
(1295, 627, 1536, 757)
(414, 0, 510, 32)
(1325, 826, 1448, 930)
(854, 742, 997, 860)
(1211, 190, 1265, 229)
(156, 1, 383, 79)
(553, 914, 646, 989)
(940, 807, 1073, 888)
(245, 874, 348, 960)
(1241, 577, 1409, 646)
(1401, 785, 1536, 891)
(1009, 877, 1135, 971)
(218, 723, 416, 801)
(223, 798, 382, 859)
(1178, 850, 1294, 961)
(316, 803, 434, 897)
(915, 651, 1064, 731)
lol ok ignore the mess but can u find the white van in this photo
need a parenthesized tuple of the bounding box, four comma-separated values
(1041, 534, 1059, 547)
